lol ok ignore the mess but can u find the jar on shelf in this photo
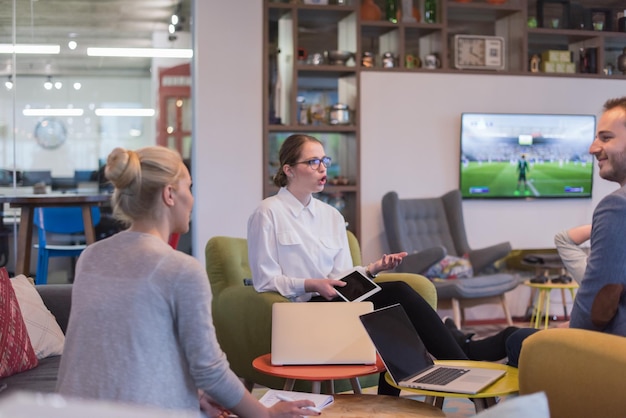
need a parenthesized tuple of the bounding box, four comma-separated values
(382, 52, 397, 68)
(328, 193, 346, 214)
(361, 51, 375, 67)
(297, 97, 310, 125)
(360, 0, 382, 21)
(329, 104, 351, 125)
(618, 47, 626, 75)
(385, 0, 398, 23)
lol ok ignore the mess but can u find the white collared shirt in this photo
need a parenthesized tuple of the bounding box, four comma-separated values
(247, 187, 353, 302)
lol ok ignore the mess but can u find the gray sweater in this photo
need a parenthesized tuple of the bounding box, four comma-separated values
(57, 231, 245, 413)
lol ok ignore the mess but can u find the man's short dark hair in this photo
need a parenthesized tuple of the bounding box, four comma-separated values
(603, 97, 626, 113)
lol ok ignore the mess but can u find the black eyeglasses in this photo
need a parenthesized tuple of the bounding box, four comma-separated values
(292, 156, 332, 170)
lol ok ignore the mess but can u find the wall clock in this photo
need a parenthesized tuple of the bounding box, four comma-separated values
(34, 117, 67, 149)
(453, 35, 505, 70)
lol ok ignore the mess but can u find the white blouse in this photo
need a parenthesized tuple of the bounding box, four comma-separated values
(247, 187, 355, 302)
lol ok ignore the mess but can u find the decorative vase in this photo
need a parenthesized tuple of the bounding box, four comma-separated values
(360, 0, 382, 21)
(424, 0, 436, 23)
(385, 0, 398, 23)
(618, 47, 626, 75)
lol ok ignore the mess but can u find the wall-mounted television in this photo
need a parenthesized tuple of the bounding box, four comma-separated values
(459, 112, 596, 199)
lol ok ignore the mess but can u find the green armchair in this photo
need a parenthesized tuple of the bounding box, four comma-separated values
(205, 231, 437, 391)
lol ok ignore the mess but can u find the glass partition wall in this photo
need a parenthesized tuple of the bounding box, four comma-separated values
(0, 0, 193, 280)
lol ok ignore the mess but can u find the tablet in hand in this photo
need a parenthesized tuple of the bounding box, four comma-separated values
(335, 269, 382, 302)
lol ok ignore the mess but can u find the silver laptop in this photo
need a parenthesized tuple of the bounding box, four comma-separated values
(271, 302, 376, 366)
(359, 304, 505, 394)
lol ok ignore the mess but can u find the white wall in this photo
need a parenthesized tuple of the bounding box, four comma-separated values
(192, 1, 263, 257)
(359, 72, 619, 263)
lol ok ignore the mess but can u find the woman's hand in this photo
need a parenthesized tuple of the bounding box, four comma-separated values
(369, 252, 408, 276)
(305, 278, 345, 300)
(198, 390, 232, 418)
(269, 400, 320, 417)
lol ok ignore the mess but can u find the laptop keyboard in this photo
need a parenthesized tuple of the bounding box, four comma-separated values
(414, 367, 470, 385)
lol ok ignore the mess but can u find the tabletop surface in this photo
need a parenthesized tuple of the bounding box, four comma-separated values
(322, 394, 446, 417)
(520, 252, 565, 270)
(523, 280, 579, 290)
(253, 353, 385, 380)
(0, 193, 111, 206)
(385, 360, 519, 399)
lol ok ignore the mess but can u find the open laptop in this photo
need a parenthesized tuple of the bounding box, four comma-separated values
(271, 302, 376, 366)
(359, 304, 505, 394)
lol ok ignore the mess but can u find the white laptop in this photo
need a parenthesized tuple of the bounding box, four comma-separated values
(359, 304, 505, 394)
(271, 302, 376, 366)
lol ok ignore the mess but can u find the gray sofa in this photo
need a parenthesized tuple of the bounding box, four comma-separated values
(0, 284, 72, 395)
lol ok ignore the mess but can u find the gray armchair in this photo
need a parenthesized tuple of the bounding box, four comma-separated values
(382, 190, 519, 327)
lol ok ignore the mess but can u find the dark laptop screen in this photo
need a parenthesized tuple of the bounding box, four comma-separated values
(359, 304, 434, 383)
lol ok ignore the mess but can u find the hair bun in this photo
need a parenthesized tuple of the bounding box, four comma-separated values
(105, 147, 139, 190)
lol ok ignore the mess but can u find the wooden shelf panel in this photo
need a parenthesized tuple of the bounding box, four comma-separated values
(296, 4, 357, 26)
(296, 64, 358, 77)
(268, 124, 357, 133)
(447, 1, 524, 21)
(528, 27, 614, 42)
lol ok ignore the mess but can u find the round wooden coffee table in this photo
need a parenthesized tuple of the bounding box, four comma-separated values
(253, 353, 385, 394)
(384, 360, 519, 413)
(323, 394, 446, 417)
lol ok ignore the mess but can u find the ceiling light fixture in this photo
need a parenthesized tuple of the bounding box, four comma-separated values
(168, 3, 183, 42)
(68, 41, 77, 50)
(95, 108, 155, 117)
(73, 82, 82, 90)
(5, 76, 13, 90)
(0, 44, 60, 54)
(54, 81, 63, 90)
(44, 76, 53, 90)
(87, 47, 192, 59)
(23, 108, 84, 117)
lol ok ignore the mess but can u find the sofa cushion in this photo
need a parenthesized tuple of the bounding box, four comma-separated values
(11, 275, 64, 359)
(0, 355, 61, 394)
(425, 254, 473, 280)
(0, 268, 38, 378)
(434, 274, 520, 299)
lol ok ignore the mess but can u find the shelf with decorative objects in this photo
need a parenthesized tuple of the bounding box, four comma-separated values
(263, 0, 626, 239)
(264, 0, 362, 237)
(356, 0, 626, 77)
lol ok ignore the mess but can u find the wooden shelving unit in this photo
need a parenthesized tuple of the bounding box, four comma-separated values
(263, 0, 626, 239)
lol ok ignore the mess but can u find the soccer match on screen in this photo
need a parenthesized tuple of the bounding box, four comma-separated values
(459, 113, 596, 199)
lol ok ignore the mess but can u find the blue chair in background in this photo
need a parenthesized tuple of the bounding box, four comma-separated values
(33, 206, 101, 284)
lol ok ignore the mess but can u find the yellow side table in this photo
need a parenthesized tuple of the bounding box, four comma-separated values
(524, 280, 579, 329)
(384, 360, 519, 413)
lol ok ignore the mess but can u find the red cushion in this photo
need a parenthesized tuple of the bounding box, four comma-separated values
(0, 267, 38, 378)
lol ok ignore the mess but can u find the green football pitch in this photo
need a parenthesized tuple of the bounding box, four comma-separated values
(460, 161, 593, 198)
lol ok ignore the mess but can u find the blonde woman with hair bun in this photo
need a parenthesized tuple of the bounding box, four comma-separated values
(58, 146, 316, 418)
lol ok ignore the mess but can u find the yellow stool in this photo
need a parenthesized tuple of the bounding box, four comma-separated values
(384, 360, 519, 413)
(524, 280, 579, 329)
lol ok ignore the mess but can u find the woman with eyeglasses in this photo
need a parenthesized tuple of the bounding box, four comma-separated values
(248, 134, 519, 395)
